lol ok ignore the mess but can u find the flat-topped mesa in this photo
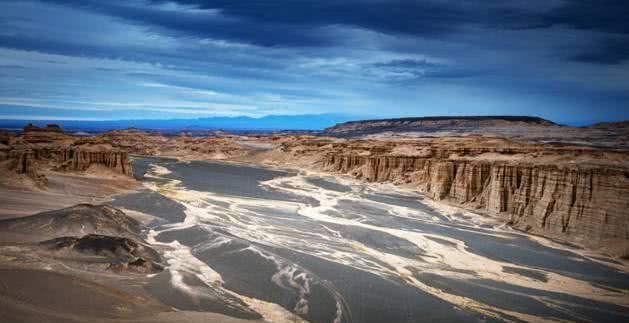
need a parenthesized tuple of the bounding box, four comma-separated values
(324, 116, 558, 137)
(277, 137, 629, 251)
(24, 123, 64, 133)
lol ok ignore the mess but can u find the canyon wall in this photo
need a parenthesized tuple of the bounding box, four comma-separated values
(8, 148, 133, 177)
(275, 137, 629, 249)
(1, 125, 134, 188)
(322, 154, 629, 246)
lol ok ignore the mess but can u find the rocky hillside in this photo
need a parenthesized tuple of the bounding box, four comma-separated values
(270, 136, 629, 252)
(0, 124, 133, 188)
(0, 204, 163, 273)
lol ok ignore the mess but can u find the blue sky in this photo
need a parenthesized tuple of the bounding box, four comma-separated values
(0, 0, 628, 125)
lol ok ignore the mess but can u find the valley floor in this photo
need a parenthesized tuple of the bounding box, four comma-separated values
(1, 156, 629, 323)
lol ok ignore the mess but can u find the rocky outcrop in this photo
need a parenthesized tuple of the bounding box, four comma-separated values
(0, 131, 11, 145)
(1, 205, 163, 273)
(0, 204, 143, 241)
(6, 149, 48, 186)
(1, 126, 134, 189)
(23, 123, 64, 133)
(276, 137, 629, 248)
(22, 123, 73, 143)
(5, 147, 132, 178)
(95, 128, 166, 155)
(94, 129, 252, 160)
(41, 234, 163, 274)
(322, 155, 629, 244)
(56, 149, 133, 175)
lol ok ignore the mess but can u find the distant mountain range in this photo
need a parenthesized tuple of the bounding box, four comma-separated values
(0, 114, 357, 132)
(3, 115, 627, 136)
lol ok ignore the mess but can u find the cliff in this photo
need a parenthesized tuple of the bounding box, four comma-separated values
(6, 148, 133, 180)
(274, 137, 629, 250)
(60, 148, 132, 175)
(1, 125, 133, 188)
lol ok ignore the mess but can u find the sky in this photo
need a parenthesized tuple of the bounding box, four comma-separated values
(0, 0, 628, 125)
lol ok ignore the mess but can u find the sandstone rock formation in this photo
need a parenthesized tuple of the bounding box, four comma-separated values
(0, 130, 11, 145)
(8, 147, 132, 175)
(22, 123, 74, 144)
(0, 125, 133, 188)
(271, 136, 629, 251)
(92, 128, 255, 160)
(94, 128, 167, 155)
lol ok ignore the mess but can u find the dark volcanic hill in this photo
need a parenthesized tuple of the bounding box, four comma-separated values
(323, 116, 557, 137)
(0, 204, 143, 242)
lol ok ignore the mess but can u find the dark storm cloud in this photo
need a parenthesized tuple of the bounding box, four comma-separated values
(539, 0, 629, 65)
(38, 0, 628, 65)
(543, 0, 629, 35)
(571, 38, 629, 65)
(38, 0, 334, 47)
(38, 0, 541, 46)
(165, 0, 468, 35)
(2, 0, 628, 123)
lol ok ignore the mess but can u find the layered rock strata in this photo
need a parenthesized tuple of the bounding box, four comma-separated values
(8, 147, 132, 175)
(275, 137, 629, 248)
(0, 125, 133, 188)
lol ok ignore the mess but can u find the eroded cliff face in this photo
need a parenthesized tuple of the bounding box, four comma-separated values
(275, 137, 629, 249)
(322, 155, 629, 245)
(13, 147, 131, 173)
(4, 148, 133, 187)
(57, 148, 132, 175)
(1, 125, 133, 188)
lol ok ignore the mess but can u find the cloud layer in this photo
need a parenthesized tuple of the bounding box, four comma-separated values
(1, 0, 628, 124)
